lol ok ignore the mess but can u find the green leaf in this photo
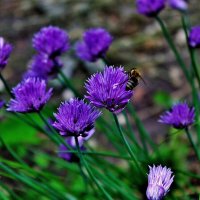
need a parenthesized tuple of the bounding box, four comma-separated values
(0, 117, 40, 146)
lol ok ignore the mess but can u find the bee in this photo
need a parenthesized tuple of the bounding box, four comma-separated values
(112, 67, 145, 91)
(126, 68, 145, 91)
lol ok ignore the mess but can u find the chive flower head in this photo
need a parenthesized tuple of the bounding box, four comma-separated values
(53, 98, 101, 137)
(136, 0, 166, 17)
(146, 165, 174, 200)
(188, 26, 200, 48)
(158, 102, 195, 129)
(0, 37, 12, 70)
(24, 54, 62, 80)
(7, 78, 52, 113)
(85, 66, 133, 114)
(169, 0, 188, 11)
(33, 26, 70, 58)
(76, 28, 113, 62)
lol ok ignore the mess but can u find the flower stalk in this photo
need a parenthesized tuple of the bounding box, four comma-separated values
(57, 67, 80, 97)
(113, 113, 144, 176)
(185, 127, 200, 160)
(155, 15, 192, 84)
(74, 136, 112, 200)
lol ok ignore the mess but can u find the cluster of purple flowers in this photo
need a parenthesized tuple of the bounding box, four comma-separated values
(5, 16, 197, 197)
(25, 26, 70, 80)
(23, 26, 113, 80)
(136, 0, 188, 17)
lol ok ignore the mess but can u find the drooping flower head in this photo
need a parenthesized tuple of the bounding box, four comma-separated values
(7, 77, 52, 113)
(158, 102, 195, 129)
(136, 0, 166, 17)
(24, 54, 62, 80)
(53, 98, 101, 137)
(188, 26, 200, 48)
(85, 66, 133, 114)
(0, 37, 12, 70)
(32, 26, 70, 58)
(58, 137, 86, 162)
(146, 165, 174, 200)
(169, 0, 188, 11)
(76, 28, 113, 62)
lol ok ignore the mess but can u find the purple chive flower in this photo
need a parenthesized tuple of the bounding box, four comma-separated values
(53, 98, 101, 137)
(0, 37, 12, 70)
(58, 137, 86, 162)
(24, 54, 62, 79)
(33, 26, 70, 58)
(188, 26, 200, 48)
(136, 0, 166, 17)
(85, 66, 133, 114)
(0, 100, 5, 109)
(7, 77, 52, 113)
(158, 102, 195, 129)
(169, 0, 188, 11)
(146, 165, 174, 200)
(76, 28, 113, 62)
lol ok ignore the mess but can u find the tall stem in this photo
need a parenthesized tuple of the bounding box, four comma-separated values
(113, 114, 144, 176)
(181, 15, 200, 146)
(74, 136, 112, 200)
(185, 128, 200, 160)
(181, 15, 200, 88)
(190, 49, 200, 86)
(57, 68, 80, 97)
(155, 16, 192, 84)
(58, 149, 132, 160)
(127, 104, 157, 152)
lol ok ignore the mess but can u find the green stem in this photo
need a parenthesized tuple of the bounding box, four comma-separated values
(74, 136, 112, 200)
(181, 15, 200, 88)
(185, 128, 200, 160)
(0, 137, 27, 166)
(98, 117, 127, 153)
(177, 169, 200, 179)
(190, 49, 200, 85)
(0, 73, 13, 97)
(181, 14, 200, 147)
(155, 16, 192, 84)
(112, 114, 143, 175)
(0, 163, 64, 199)
(78, 161, 89, 192)
(58, 150, 131, 160)
(57, 68, 80, 97)
(123, 111, 141, 148)
(127, 104, 157, 151)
